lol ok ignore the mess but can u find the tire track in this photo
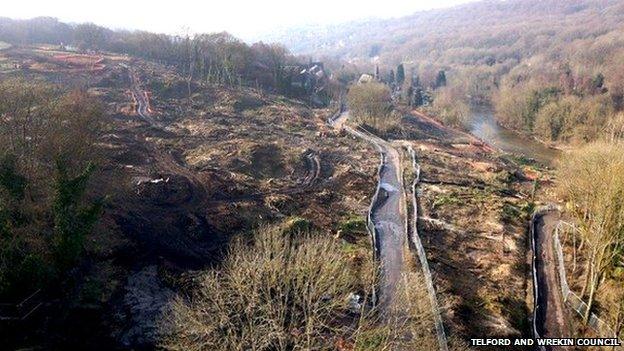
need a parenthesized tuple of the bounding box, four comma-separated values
(127, 66, 322, 206)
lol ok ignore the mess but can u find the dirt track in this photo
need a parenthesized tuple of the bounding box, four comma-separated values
(533, 210, 572, 350)
(206, 150, 321, 203)
(130, 70, 157, 126)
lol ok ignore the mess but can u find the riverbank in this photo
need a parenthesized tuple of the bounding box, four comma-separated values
(413, 106, 561, 167)
(468, 107, 561, 167)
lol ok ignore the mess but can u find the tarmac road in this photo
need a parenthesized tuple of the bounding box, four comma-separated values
(331, 110, 407, 311)
(533, 210, 572, 350)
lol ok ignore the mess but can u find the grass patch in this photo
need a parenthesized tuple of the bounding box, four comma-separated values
(433, 192, 462, 209)
(501, 153, 537, 167)
(500, 202, 522, 225)
(282, 216, 313, 235)
(339, 215, 367, 236)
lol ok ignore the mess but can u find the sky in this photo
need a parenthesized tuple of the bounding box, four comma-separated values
(3, 0, 477, 39)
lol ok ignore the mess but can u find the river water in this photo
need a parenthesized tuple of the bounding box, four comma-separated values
(469, 107, 560, 166)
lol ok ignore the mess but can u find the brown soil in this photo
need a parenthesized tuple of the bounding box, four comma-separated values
(403, 111, 538, 348)
(0, 46, 379, 349)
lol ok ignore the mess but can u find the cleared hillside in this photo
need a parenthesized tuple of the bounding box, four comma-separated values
(0, 44, 380, 348)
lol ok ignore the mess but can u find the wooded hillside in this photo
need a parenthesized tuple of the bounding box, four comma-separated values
(261, 0, 624, 142)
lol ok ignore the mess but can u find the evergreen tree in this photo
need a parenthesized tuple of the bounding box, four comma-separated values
(396, 64, 405, 84)
(413, 87, 424, 107)
(52, 157, 102, 271)
(592, 72, 605, 90)
(405, 86, 414, 106)
(435, 70, 447, 88)
(412, 74, 421, 88)
(388, 69, 395, 84)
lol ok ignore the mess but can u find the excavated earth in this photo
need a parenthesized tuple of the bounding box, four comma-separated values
(1, 45, 556, 350)
(396, 110, 549, 350)
(0, 46, 378, 349)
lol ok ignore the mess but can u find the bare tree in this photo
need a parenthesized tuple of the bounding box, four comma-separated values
(557, 141, 624, 322)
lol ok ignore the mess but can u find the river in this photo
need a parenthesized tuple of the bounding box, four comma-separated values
(469, 107, 560, 166)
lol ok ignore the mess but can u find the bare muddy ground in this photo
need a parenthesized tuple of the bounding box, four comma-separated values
(403, 110, 535, 348)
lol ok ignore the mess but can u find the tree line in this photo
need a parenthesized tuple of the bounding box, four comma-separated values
(0, 17, 321, 97)
(283, 0, 624, 141)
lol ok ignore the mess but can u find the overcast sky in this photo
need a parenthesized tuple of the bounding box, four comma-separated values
(4, 0, 477, 39)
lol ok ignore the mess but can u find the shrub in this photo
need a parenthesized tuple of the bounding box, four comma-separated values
(339, 216, 367, 237)
(163, 225, 359, 350)
(606, 112, 624, 142)
(0, 80, 102, 180)
(348, 82, 392, 118)
(52, 158, 102, 271)
(282, 216, 313, 235)
(163, 224, 438, 350)
(0, 156, 52, 299)
(557, 141, 624, 321)
(431, 86, 470, 129)
(347, 82, 399, 133)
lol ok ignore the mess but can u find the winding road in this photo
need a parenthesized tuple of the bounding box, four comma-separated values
(330, 110, 407, 311)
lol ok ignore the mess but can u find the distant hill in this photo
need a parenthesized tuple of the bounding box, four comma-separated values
(257, 0, 624, 66)
(258, 0, 624, 143)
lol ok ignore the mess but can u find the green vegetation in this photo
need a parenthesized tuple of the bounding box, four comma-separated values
(500, 202, 523, 225)
(282, 216, 313, 235)
(396, 63, 405, 85)
(339, 216, 367, 237)
(0, 79, 102, 299)
(432, 192, 461, 210)
(52, 158, 102, 270)
(435, 70, 446, 89)
(0, 155, 46, 297)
